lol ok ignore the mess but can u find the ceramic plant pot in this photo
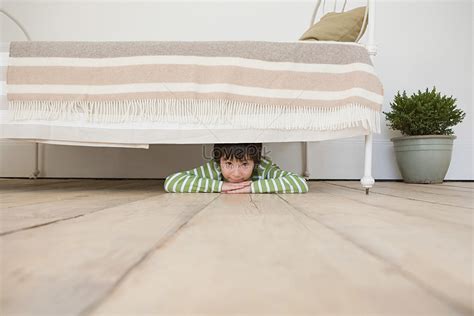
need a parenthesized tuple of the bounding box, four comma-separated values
(390, 135, 456, 184)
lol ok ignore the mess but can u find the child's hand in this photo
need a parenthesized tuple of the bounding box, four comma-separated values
(222, 180, 252, 193)
(225, 185, 252, 194)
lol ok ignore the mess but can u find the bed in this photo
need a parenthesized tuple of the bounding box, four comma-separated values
(0, 0, 382, 194)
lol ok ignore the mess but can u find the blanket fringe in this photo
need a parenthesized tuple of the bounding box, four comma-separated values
(8, 99, 381, 133)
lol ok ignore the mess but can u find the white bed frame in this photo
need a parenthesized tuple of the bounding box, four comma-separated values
(1, 0, 378, 194)
(303, 0, 377, 194)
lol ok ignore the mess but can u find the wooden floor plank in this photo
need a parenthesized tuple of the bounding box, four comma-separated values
(417, 182, 474, 193)
(0, 181, 164, 235)
(318, 182, 472, 227)
(280, 182, 473, 314)
(0, 178, 79, 191)
(378, 182, 474, 196)
(327, 181, 473, 209)
(0, 190, 218, 316)
(0, 179, 149, 208)
(434, 182, 474, 189)
(88, 192, 462, 316)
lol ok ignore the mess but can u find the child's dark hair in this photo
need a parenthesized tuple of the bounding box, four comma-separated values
(212, 143, 262, 167)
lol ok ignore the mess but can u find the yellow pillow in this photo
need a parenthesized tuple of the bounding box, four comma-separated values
(299, 6, 368, 42)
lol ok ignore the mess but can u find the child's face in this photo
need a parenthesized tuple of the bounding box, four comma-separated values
(220, 157, 255, 183)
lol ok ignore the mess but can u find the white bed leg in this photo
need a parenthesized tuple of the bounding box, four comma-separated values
(29, 142, 41, 179)
(360, 133, 375, 195)
(302, 142, 311, 180)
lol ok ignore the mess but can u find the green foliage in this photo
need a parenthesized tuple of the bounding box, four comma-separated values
(383, 87, 466, 136)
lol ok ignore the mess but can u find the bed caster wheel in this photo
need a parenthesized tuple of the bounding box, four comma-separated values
(29, 170, 40, 180)
(360, 177, 374, 195)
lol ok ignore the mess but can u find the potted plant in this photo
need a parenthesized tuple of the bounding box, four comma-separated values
(383, 87, 466, 183)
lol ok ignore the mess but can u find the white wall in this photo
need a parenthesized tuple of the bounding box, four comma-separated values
(1, 0, 472, 180)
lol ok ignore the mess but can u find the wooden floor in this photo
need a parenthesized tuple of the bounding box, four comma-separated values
(0, 179, 472, 316)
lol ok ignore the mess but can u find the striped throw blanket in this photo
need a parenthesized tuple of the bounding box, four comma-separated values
(6, 41, 384, 132)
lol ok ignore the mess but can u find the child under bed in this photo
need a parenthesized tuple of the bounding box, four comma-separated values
(164, 143, 309, 194)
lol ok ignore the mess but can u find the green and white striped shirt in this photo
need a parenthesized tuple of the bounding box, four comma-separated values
(164, 156, 309, 193)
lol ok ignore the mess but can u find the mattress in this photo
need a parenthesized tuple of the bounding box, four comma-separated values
(0, 109, 369, 148)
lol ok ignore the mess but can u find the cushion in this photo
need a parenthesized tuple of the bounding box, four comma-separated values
(299, 6, 368, 42)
